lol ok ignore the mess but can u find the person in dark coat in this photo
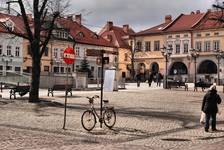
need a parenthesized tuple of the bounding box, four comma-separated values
(136, 74, 141, 87)
(148, 73, 153, 87)
(156, 72, 162, 87)
(201, 84, 222, 132)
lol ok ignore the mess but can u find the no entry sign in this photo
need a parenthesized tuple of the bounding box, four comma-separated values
(63, 47, 75, 64)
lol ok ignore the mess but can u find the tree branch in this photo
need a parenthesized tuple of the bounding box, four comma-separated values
(40, 12, 59, 56)
(18, 0, 33, 42)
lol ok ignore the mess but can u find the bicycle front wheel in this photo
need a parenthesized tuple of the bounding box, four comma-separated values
(103, 108, 116, 129)
(81, 110, 96, 131)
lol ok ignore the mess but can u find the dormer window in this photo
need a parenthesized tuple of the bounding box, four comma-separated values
(92, 33, 98, 39)
(77, 32, 84, 38)
(0, 18, 15, 31)
(54, 30, 68, 39)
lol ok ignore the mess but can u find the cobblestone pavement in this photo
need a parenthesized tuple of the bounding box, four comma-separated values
(0, 83, 224, 150)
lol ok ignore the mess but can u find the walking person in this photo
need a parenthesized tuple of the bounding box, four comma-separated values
(136, 74, 141, 87)
(148, 73, 153, 87)
(156, 72, 162, 87)
(201, 84, 222, 132)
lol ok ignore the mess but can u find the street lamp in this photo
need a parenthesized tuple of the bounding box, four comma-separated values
(190, 49, 199, 84)
(161, 45, 173, 89)
(1, 54, 14, 76)
(214, 50, 224, 85)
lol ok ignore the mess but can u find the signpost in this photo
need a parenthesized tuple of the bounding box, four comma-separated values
(86, 49, 118, 128)
(62, 47, 75, 129)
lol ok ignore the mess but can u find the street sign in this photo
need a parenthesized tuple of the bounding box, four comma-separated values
(63, 47, 75, 64)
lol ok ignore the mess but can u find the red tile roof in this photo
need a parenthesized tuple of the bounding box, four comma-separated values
(57, 18, 115, 48)
(0, 13, 26, 35)
(163, 12, 206, 32)
(193, 11, 224, 30)
(134, 22, 169, 36)
(99, 24, 135, 49)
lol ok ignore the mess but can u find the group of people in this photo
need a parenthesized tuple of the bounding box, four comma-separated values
(136, 72, 163, 87)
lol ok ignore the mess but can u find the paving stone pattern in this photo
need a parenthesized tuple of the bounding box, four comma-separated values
(0, 83, 224, 149)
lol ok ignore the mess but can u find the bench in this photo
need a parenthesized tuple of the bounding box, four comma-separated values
(194, 82, 212, 92)
(10, 85, 30, 99)
(167, 80, 188, 91)
(48, 84, 73, 97)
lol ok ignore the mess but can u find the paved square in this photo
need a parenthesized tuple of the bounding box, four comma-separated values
(0, 83, 224, 149)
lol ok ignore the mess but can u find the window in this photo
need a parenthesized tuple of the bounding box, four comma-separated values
(77, 32, 84, 38)
(15, 47, 20, 57)
(214, 32, 219, 36)
(145, 41, 151, 51)
(168, 35, 172, 38)
(66, 67, 71, 73)
(184, 34, 188, 37)
(196, 33, 201, 37)
(176, 35, 180, 38)
(175, 44, 180, 54)
(27, 45, 31, 55)
(205, 33, 210, 36)
(44, 47, 49, 56)
(7, 45, 12, 56)
(136, 41, 142, 50)
(204, 41, 211, 52)
(0, 66, 3, 70)
(60, 49, 64, 58)
(0, 45, 2, 55)
(53, 48, 58, 58)
(15, 67, 21, 72)
(183, 43, 188, 53)
(61, 67, 64, 73)
(195, 42, 202, 51)
(6, 66, 12, 71)
(76, 47, 80, 56)
(154, 41, 160, 51)
(55, 30, 68, 39)
(213, 40, 220, 51)
(53, 67, 59, 73)
(124, 53, 128, 61)
(44, 66, 49, 72)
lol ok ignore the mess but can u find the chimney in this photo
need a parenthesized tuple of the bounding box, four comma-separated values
(165, 15, 172, 23)
(196, 10, 200, 14)
(107, 21, 113, 31)
(75, 14, 81, 25)
(123, 24, 129, 33)
(26, 14, 32, 22)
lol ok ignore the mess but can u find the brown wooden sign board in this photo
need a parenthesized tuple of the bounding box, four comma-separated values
(86, 49, 118, 56)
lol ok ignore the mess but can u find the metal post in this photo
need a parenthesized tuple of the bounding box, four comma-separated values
(217, 58, 220, 85)
(165, 56, 168, 89)
(194, 57, 197, 84)
(100, 52, 104, 128)
(63, 64, 69, 129)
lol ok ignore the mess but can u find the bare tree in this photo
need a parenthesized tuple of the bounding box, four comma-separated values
(1, 0, 69, 102)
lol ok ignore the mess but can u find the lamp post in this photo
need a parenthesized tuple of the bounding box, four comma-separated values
(190, 49, 199, 84)
(161, 45, 173, 89)
(214, 50, 224, 85)
(1, 54, 14, 76)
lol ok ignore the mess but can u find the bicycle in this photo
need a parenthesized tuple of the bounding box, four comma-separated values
(81, 95, 116, 131)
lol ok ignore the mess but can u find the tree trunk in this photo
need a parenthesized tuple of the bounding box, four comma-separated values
(29, 45, 41, 103)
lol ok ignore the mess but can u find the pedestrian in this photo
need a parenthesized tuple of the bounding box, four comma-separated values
(201, 84, 222, 132)
(156, 72, 162, 87)
(148, 73, 153, 87)
(136, 74, 141, 87)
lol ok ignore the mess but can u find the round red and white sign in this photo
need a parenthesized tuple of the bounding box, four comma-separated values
(63, 47, 75, 64)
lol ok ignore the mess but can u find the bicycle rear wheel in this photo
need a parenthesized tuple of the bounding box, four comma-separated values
(103, 108, 116, 128)
(81, 110, 96, 131)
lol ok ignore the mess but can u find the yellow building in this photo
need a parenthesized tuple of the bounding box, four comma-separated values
(99, 22, 135, 80)
(132, 15, 172, 80)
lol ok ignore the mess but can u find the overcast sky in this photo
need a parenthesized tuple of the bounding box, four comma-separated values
(70, 0, 215, 33)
